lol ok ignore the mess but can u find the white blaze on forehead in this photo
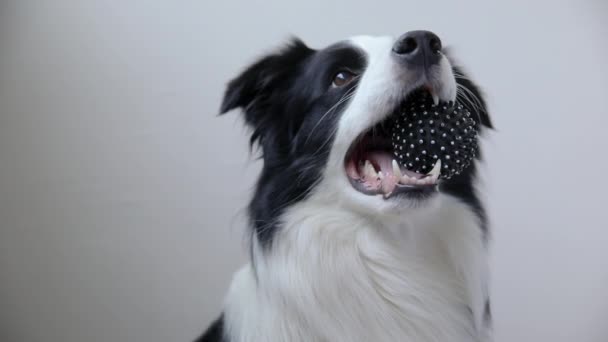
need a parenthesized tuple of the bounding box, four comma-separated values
(330, 36, 403, 150)
(348, 35, 395, 58)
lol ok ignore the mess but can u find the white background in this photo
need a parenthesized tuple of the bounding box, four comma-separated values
(1, 1, 607, 341)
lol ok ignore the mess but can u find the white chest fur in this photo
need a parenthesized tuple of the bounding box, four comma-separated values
(222, 194, 490, 342)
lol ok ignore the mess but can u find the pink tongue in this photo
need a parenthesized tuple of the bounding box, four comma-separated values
(366, 152, 399, 195)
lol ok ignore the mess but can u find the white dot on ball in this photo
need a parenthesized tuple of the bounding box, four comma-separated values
(440, 146, 445, 151)
(431, 140, 435, 144)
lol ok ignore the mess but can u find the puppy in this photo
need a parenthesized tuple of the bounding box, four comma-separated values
(199, 30, 493, 342)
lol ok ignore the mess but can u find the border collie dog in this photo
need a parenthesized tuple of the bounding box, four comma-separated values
(199, 31, 493, 342)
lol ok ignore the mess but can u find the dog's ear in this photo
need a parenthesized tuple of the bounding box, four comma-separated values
(220, 39, 314, 146)
(452, 66, 493, 130)
(220, 38, 312, 113)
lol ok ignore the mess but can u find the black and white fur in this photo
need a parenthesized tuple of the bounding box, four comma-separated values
(198, 33, 493, 342)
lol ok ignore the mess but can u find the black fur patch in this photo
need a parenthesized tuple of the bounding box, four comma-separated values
(220, 39, 367, 247)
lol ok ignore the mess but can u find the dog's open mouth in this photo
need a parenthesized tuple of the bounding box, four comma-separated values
(344, 89, 443, 199)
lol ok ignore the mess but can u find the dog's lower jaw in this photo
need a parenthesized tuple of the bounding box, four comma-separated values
(221, 194, 491, 342)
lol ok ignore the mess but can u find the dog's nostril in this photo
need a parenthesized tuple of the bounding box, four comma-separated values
(429, 37, 441, 54)
(394, 37, 417, 55)
(402, 37, 417, 54)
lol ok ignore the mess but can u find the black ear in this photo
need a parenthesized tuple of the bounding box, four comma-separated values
(219, 38, 314, 115)
(219, 38, 314, 149)
(452, 66, 494, 130)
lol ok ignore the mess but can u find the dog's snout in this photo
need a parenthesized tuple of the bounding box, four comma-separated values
(392, 30, 442, 67)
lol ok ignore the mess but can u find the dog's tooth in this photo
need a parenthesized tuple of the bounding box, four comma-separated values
(377, 170, 384, 180)
(400, 174, 411, 185)
(427, 159, 442, 178)
(392, 159, 402, 179)
(431, 92, 440, 106)
(364, 160, 378, 179)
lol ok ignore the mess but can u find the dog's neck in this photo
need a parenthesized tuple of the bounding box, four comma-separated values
(223, 195, 490, 342)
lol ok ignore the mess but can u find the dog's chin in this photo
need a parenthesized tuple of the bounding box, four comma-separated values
(337, 176, 442, 218)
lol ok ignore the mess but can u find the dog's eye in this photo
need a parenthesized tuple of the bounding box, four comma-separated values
(332, 70, 356, 88)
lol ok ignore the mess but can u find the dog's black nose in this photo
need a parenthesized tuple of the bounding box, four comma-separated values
(392, 30, 442, 67)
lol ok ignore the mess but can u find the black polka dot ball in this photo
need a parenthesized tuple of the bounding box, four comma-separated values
(390, 91, 478, 179)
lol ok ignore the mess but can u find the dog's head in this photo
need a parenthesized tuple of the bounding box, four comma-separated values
(221, 32, 492, 246)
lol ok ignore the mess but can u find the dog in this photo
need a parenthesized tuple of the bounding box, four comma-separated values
(198, 30, 493, 342)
